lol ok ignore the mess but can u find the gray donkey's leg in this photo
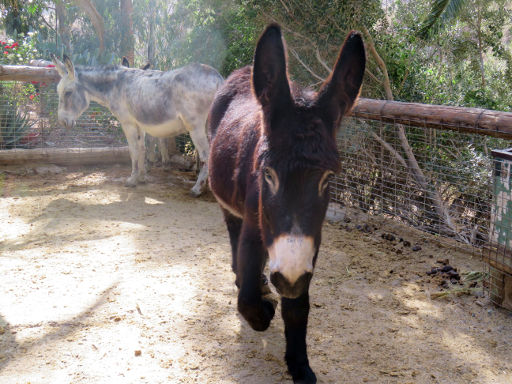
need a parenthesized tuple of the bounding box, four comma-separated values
(122, 123, 147, 186)
(121, 122, 140, 187)
(184, 116, 209, 197)
(135, 125, 147, 183)
(158, 138, 172, 167)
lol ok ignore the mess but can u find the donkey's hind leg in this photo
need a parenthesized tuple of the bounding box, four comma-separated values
(158, 138, 172, 168)
(184, 116, 210, 197)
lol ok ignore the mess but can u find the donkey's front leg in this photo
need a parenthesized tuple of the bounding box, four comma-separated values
(135, 126, 147, 183)
(282, 293, 316, 384)
(122, 123, 141, 187)
(237, 220, 276, 332)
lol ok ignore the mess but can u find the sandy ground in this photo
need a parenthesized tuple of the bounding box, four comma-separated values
(0, 164, 511, 384)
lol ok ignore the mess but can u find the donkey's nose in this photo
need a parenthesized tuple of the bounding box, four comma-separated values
(59, 118, 75, 129)
(270, 271, 312, 299)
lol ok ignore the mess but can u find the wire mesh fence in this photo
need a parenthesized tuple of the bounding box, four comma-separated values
(332, 117, 511, 245)
(0, 80, 124, 149)
(331, 113, 512, 309)
(0, 79, 193, 160)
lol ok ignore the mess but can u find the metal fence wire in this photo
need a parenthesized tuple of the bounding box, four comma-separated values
(0, 80, 192, 156)
(332, 116, 510, 245)
(2, 78, 512, 308)
(331, 114, 512, 309)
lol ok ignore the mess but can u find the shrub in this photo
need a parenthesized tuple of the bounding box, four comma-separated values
(0, 91, 35, 149)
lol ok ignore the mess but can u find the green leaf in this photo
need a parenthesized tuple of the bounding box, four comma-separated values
(418, 0, 466, 39)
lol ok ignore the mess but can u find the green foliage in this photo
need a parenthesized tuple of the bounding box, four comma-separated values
(243, 0, 384, 87)
(0, 0, 510, 109)
(0, 88, 35, 149)
(418, 0, 466, 38)
(0, 0, 44, 36)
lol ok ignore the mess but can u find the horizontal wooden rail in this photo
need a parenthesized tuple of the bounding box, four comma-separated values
(0, 65, 60, 82)
(351, 98, 512, 139)
(1, 65, 512, 139)
(0, 147, 130, 166)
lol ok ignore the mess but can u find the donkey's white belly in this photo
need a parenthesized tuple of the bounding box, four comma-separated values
(139, 118, 186, 138)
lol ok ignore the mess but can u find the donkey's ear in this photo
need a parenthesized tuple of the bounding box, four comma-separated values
(315, 31, 365, 130)
(63, 54, 75, 80)
(121, 56, 130, 67)
(51, 53, 68, 77)
(252, 24, 292, 120)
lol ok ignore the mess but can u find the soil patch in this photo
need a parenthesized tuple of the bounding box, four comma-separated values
(1, 165, 511, 383)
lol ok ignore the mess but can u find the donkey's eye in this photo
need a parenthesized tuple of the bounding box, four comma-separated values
(64, 91, 73, 98)
(263, 167, 279, 194)
(319, 171, 334, 195)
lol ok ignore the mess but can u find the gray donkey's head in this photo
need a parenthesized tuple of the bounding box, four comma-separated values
(51, 54, 90, 129)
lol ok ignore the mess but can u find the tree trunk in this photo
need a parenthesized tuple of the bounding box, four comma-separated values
(476, 1, 486, 89)
(362, 26, 461, 240)
(74, 0, 105, 53)
(55, 0, 71, 54)
(120, 0, 134, 66)
(147, 11, 155, 66)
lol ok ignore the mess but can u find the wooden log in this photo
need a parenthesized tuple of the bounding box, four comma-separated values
(29, 59, 54, 68)
(351, 98, 512, 139)
(0, 65, 60, 83)
(0, 146, 130, 166)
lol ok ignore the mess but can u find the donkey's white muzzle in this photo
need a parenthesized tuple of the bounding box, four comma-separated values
(59, 117, 75, 130)
(268, 234, 315, 286)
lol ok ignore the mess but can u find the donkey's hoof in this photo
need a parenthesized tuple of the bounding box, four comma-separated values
(238, 298, 275, 332)
(290, 365, 317, 384)
(125, 178, 137, 187)
(189, 188, 203, 198)
(140, 175, 154, 184)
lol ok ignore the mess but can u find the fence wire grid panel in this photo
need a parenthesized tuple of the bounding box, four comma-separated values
(482, 148, 512, 309)
(0, 80, 192, 155)
(331, 116, 512, 250)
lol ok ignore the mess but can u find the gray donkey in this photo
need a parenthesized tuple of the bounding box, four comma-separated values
(51, 54, 223, 196)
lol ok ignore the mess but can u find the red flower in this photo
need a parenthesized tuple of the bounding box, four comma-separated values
(3, 51, 8, 55)
(29, 94, 35, 100)
(41, 82, 47, 87)
(31, 80, 39, 85)
(12, 42, 18, 47)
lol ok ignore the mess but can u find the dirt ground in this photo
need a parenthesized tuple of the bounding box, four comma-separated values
(1, 164, 511, 384)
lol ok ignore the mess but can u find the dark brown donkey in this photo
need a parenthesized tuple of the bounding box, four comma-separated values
(208, 24, 365, 383)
